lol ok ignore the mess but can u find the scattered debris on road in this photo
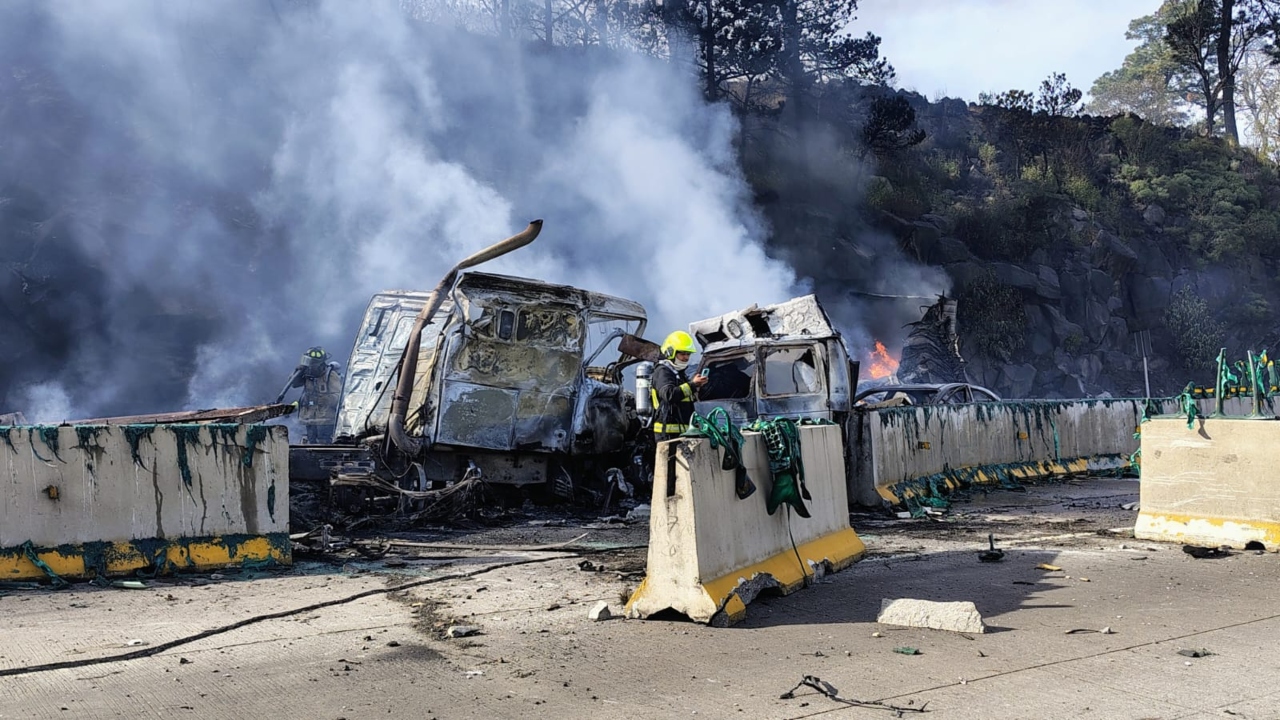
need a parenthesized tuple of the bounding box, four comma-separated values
(780, 675, 927, 713)
(977, 533, 1004, 563)
(878, 598, 986, 634)
(588, 601, 613, 621)
(1065, 627, 1115, 635)
(1183, 545, 1232, 559)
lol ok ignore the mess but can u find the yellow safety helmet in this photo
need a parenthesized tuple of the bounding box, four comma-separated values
(661, 331, 697, 360)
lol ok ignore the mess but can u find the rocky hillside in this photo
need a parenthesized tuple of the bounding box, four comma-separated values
(744, 86, 1280, 400)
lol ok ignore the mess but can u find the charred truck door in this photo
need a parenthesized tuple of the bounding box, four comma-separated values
(409, 272, 647, 489)
(431, 300, 582, 453)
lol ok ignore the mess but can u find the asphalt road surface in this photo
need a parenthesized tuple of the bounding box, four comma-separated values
(5, 478, 1280, 720)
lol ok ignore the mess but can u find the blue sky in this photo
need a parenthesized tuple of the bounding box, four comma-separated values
(855, 0, 1162, 102)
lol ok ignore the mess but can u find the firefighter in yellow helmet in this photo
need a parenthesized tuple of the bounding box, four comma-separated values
(651, 330, 708, 442)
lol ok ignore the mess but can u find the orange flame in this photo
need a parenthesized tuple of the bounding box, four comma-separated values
(865, 340, 899, 380)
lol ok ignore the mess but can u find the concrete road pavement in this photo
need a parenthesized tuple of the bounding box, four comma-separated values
(3, 478, 1279, 719)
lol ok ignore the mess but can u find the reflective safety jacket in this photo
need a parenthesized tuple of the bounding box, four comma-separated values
(651, 360, 696, 435)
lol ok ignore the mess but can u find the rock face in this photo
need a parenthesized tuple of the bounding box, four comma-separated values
(749, 86, 1265, 402)
(828, 92, 1280, 401)
(891, 191, 1251, 399)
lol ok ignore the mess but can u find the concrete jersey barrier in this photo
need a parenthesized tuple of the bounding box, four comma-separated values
(849, 399, 1146, 507)
(0, 423, 290, 581)
(1135, 417, 1280, 550)
(626, 423, 865, 626)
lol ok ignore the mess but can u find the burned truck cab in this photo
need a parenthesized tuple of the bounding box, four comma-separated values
(690, 295, 859, 427)
(319, 271, 647, 496)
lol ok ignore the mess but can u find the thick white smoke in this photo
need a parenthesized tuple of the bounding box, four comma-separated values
(6, 0, 799, 416)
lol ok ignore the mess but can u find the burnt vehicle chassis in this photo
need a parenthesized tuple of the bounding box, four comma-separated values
(290, 226, 654, 523)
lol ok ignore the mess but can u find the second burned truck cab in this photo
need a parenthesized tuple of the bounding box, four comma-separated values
(689, 295, 859, 427)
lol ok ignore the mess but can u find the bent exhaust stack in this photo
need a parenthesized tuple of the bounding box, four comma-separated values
(387, 219, 543, 455)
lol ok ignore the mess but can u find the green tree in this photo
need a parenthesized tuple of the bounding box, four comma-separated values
(1165, 0, 1225, 135)
(1035, 72, 1083, 116)
(627, 1, 892, 107)
(1165, 288, 1224, 368)
(1236, 45, 1280, 159)
(977, 74, 1083, 181)
(957, 270, 1027, 362)
(1086, 13, 1190, 125)
(1089, 1, 1269, 142)
(861, 95, 927, 153)
(977, 88, 1034, 112)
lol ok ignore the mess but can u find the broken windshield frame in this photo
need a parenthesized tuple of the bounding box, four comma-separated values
(583, 315, 644, 370)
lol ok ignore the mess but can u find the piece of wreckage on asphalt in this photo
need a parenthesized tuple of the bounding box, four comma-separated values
(289, 220, 660, 526)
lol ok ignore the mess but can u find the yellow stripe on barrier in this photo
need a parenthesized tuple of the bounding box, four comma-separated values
(699, 528, 866, 625)
(0, 535, 292, 581)
(877, 457, 1096, 504)
(1135, 511, 1280, 552)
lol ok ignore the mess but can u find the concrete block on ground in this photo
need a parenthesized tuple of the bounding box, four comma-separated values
(877, 598, 986, 634)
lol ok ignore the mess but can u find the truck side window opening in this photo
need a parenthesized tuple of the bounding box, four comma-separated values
(793, 352, 818, 393)
(762, 347, 820, 396)
(497, 309, 515, 340)
(700, 357, 755, 400)
(584, 316, 642, 368)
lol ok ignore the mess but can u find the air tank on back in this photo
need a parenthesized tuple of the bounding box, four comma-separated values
(634, 361, 654, 418)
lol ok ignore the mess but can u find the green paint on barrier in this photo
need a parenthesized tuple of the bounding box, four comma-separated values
(209, 423, 241, 447)
(21, 541, 68, 588)
(39, 425, 62, 460)
(267, 481, 276, 522)
(28, 425, 63, 463)
(123, 425, 156, 468)
(170, 425, 204, 488)
(242, 425, 269, 467)
(74, 425, 103, 452)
